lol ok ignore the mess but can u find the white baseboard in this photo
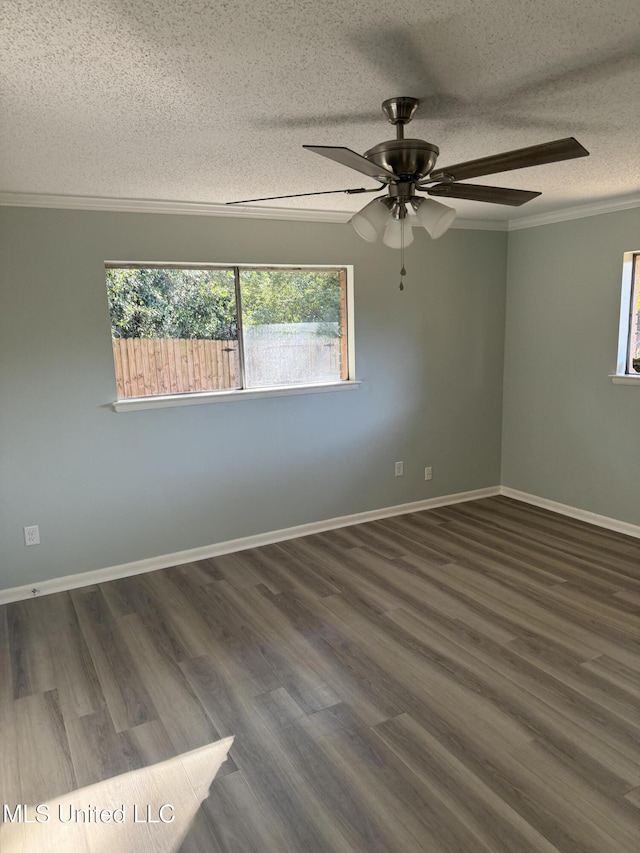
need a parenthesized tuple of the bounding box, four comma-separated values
(0, 486, 500, 604)
(6, 484, 637, 605)
(499, 486, 640, 540)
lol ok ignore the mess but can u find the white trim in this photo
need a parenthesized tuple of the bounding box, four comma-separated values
(113, 380, 361, 412)
(615, 250, 640, 376)
(0, 486, 500, 604)
(0, 192, 507, 231)
(451, 218, 507, 232)
(508, 194, 640, 231)
(500, 487, 640, 539)
(7, 484, 640, 604)
(0, 193, 351, 223)
(610, 374, 640, 385)
(1, 191, 638, 230)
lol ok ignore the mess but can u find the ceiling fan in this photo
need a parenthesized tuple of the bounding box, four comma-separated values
(227, 96, 589, 248)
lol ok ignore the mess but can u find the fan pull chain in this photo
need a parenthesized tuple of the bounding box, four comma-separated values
(399, 219, 406, 290)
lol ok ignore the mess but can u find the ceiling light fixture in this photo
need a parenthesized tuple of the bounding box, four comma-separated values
(350, 193, 454, 247)
(382, 201, 414, 249)
(228, 95, 588, 287)
(229, 95, 589, 240)
(351, 197, 394, 243)
(411, 196, 457, 239)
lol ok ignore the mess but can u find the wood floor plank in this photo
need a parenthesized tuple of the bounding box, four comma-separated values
(300, 702, 459, 853)
(66, 707, 152, 789)
(262, 587, 407, 725)
(252, 688, 434, 852)
(196, 769, 284, 853)
(511, 738, 640, 853)
(172, 558, 226, 585)
(613, 589, 640, 609)
(330, 545, 518, 644)
(0, 608, 20, 806)
(507, 633, 640, 732)
(377, 605, 640, 786)
(37, 591, 102, 718)
(398, 552, 608, 659)
(220, 583, 400, 726)
(7, 598, 57, 698)
(200, 581, 285, 693)
(488, 496, 640, 562)
(117, 613, 222, 754)
(430, 724, 638, 853)
(101, 571, 211, 664)
(385, 607, 640, 791)
(309, 594, 535, 751)
(71, 588, 157, 732)
(373, 712, 562, 853)
(183, 665, 354, 851)
(209, 581, 341, 714)
(206, 552, 268, 590)
(582, 654, 640, 691)
(235, 541, 342, 598)
(276, 536, 403, 613)
(176, 808, 224, 853)
(2, 496, 639, 852)
(15, 689, 77, 804)
(393, 511, 573, 587)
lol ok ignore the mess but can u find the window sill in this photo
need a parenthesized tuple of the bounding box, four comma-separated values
(112, 380, 361, 412)
(609, 374, 640, 386)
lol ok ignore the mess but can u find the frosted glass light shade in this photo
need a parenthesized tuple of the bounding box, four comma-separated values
(382, 216, 414, 249)
(414, 197, 456, 239)
(350, 198, 391, 242)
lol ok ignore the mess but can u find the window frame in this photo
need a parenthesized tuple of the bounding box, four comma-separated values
(106, 261, 358, 411)
(612, 250, 640, 385)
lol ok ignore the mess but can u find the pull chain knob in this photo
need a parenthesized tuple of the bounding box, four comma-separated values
(399, 264, 406, 291)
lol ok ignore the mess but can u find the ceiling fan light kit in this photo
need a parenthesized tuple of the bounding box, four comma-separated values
(411, 196, 457, 240)
(228, 95, 589, 253)
(383, 212, 414, 249)
(351, 196, 394, 242)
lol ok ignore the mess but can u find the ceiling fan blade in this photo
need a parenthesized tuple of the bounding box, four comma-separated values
(226, 186, 380, 205)
(426, 183, 541, 206)
(303, 145, 396, 181)
(429, 137, 589, 182)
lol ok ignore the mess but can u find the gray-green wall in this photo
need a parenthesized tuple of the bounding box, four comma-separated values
(0, 207, 507, 590)
(501, 207, 640, 524)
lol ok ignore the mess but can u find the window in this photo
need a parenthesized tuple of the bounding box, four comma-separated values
(614, 251, 640, 382)
(106, 264, 353, 403)
(626, 253, 640, 374)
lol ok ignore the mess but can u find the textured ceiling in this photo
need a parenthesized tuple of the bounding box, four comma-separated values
(1, 0, 639, 220)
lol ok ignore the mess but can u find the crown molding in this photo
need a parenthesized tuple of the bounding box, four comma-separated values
(1, 190, 637, 231)
(0, 191, 505, 230)
(508, 193, 640, 231)
(451, 218, 507, 231)
(0, 192, 351, 223)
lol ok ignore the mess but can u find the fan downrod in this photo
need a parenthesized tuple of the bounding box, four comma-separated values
(365, 98, 439, 181)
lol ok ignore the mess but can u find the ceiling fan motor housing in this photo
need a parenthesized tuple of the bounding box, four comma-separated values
(364, 139, 440, 182)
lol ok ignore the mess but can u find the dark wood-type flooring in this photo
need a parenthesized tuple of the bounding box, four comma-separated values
(2, 496, 640, 851)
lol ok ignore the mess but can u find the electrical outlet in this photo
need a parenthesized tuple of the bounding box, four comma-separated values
(394, 461, 404, 477)
(424, 466, 433, 481)
(24, 525, 40, 546)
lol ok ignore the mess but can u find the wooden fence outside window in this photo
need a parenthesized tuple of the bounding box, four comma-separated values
(112, 338, 240, 398)
(112, 335, 343, 399)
